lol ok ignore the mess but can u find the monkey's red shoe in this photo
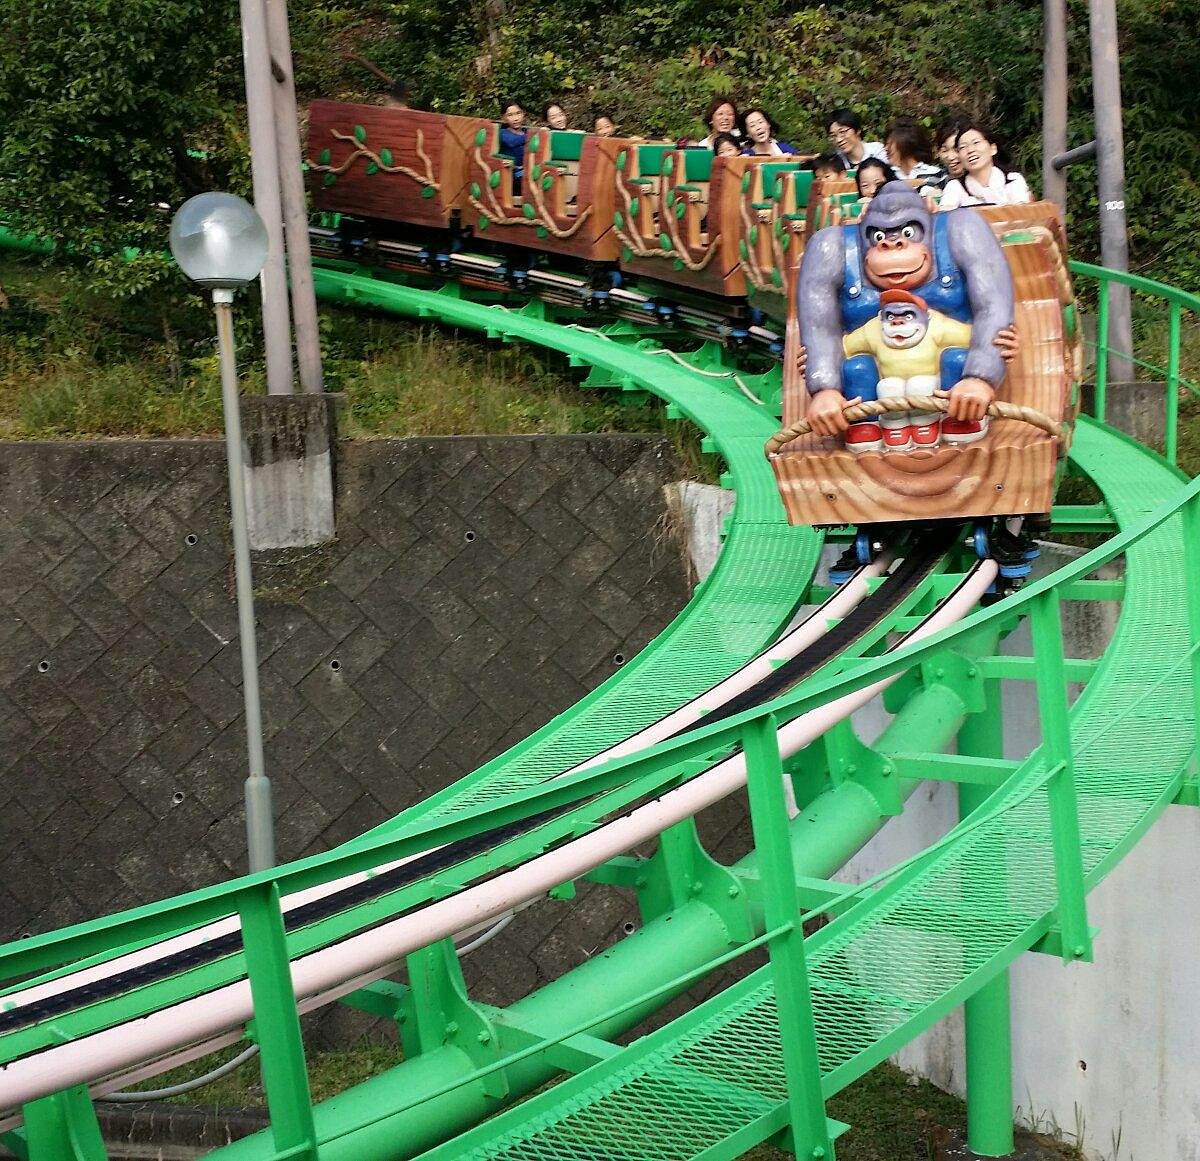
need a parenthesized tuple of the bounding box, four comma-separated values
(941, 417, 990, 445)
(844, 422, 884, 453)
(911, 420, 942, 449)
(881, 425, 914, 452)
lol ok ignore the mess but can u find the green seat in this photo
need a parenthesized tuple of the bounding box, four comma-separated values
(682, 150, 713, 182)
(636, 144, 675, 176)
(759, 161, 800, 196)
(550, 131, 585, 162)
(789, 170, 815, 206)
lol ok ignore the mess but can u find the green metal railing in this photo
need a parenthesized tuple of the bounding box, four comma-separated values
(2, 239, 1199, 1160)
(1071, 261, 1200, 466)
(7, 429, 1200, 1161)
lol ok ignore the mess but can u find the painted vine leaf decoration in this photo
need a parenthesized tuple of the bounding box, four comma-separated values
(309, 128, 441, 194)
(466, 143, 592, 239)
(612, 162, 715, 272)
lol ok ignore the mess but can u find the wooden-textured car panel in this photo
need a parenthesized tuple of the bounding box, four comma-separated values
(771, 216, 1074, 525)
(307, 102, 465, 229)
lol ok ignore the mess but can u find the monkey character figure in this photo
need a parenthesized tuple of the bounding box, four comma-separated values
(798, 181, 1013, 452)
(841, 289, 974, 452)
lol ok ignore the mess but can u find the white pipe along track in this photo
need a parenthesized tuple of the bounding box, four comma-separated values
(1, 554, 890, 1017)
(0, 558, 993, 1113)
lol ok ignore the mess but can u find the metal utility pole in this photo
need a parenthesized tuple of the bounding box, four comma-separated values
(264, 0, 325, 394)
(1088, 0, 1135, 380)
(239, 0, 296, 395)
(1042, 0, 1068, 207)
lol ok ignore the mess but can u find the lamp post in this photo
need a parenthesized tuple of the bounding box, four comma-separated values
(169, 192, 276, 874)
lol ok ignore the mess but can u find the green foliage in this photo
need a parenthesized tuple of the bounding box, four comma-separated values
(291, 0, 1197, 288)
(0, 0, 1196, 300)
(0, 0, 243, 295)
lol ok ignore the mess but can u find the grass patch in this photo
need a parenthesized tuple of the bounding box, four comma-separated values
(120, 1042, 401, 1107)
(120, 1048, 1082, 1159)
(0, 252, 718, 480)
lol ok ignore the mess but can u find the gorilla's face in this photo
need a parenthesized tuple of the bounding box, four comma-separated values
(880, 303, 928, 349)
(863, 220, 933, 292)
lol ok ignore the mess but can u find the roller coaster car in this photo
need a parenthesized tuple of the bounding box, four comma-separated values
(463, 126, 624, 263)
(308, 101, 474, 230)
(768, 201, 1079, 527)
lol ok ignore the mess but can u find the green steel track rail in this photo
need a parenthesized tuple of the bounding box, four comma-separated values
(3, 241, 1197, 1161)
(305, 264, 822, 828)
(406, 417, 1199, 1160)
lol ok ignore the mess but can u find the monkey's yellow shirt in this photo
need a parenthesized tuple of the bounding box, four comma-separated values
(842, 311, 973, 379)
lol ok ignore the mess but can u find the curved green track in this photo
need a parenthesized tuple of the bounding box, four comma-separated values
(301, 267, 1195, 1159)
(422, 416, 1195, 1160)
(310, 266, 823, 828)
(2, 237, 1197, 1161)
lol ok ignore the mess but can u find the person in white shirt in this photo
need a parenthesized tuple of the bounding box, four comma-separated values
(824, 107, 887, 170)
(697, 98, 743, 150)
(938, 123, 1031, 210)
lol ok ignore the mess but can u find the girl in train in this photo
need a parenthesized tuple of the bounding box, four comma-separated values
(938, 123, 1032, 210)
(543, 103, 570, 131)
(710, 132, 743, 160)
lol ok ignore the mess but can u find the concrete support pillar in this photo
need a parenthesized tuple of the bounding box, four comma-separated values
(1088, 0, 1135, 380)
(239, 0, 295, 395)
(241, 395, 336, 549)
(264, 0, 325, 395)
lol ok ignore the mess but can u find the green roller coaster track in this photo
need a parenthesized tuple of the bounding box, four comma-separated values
(1, 232, 1199, 1161)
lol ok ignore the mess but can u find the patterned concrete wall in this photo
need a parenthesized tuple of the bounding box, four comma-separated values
(0, 436, 696, 1005)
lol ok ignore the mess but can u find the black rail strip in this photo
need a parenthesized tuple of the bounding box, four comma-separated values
(0, 528, 959, 1044)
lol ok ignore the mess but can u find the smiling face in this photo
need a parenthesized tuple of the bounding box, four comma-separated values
(858, 167, 889, 199)
(502, 103, 526, 130)
(880, 303, 928, 349)
(710, 102, 736, 134)
(716, 138, 742, 159)
(546, 104, 567, 130)
(862, 220, 933, 291)
(937, 133, 965, 176)
(744, 111, 772, 144)
(594, 115, 616, 137)
(829, 121, 862, 153)
(957, 129, 997, 176)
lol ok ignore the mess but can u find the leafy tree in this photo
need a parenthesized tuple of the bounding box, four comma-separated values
(0, 0, 242, 294)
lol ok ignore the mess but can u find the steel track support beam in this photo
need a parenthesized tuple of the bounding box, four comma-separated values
(1032, 591, 1093, 966)
(742, 714, 836, 1161)
(958, 678, 1016, 1158)
(400, 940, 505, 1099)
(21, 1086, 104, 1161)
(239, 881, 318, 1161)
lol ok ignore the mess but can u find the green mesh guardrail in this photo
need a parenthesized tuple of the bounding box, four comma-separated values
(307, 267, 823, 828)
(417, 415, 1199, 1160)
(5, 236, 1199, 1161)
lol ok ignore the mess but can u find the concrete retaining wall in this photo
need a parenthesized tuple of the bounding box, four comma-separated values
(0, 435, 693, 1007)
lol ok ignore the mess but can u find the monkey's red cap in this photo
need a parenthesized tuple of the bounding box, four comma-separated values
(880, 289, 928, 311)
